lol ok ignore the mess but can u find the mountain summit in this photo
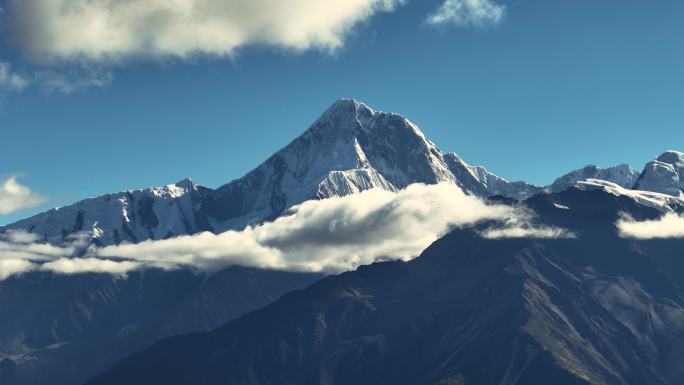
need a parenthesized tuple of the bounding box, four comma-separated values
(2, 100, 682, 245)
(2, 99, 537, 245)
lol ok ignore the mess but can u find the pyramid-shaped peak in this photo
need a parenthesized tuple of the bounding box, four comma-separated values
(320, 98, 376, 121)
(310, 98, 427, 141)
(328, 98, 373, 112)
(174, 177, 197, 189)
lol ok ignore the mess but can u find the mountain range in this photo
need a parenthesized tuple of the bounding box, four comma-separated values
(0, 99, 683, 385)
(87, 187, 684, 385)
(4, 99, 682, 246)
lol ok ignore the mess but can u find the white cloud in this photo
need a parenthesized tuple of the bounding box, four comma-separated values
(0, 229, 42, 244)
(6, 0, 405, 61)
(426, 0, 505, 27)
(0, 175, 47, 215)
(481, 226, 576, 239)
(41, 258, 140, 276)
(0, 0, 506, 94)
(0, 62, 30, 91)
(0, 183, 572, 281)
(98, 183, 513, 273)
(0, 259, 38, 280)
(617, 213, 684, 239)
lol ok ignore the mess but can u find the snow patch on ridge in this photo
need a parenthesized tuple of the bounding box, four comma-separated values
(576, 179, 683, 212)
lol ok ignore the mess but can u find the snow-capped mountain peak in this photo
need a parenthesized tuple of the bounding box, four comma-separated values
(3, 99, 540, 245)
(174, 177, 198, 190)
(548, 163, 640, 193)
(4, 100, 683, 246)
(635, 150, 684, 196)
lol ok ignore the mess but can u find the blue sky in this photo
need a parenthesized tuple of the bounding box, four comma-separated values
(0, 0, 683, 224)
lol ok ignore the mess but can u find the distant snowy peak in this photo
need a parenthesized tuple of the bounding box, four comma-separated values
(576, 179, 683, 213)
(635, 150, 684, 197)
(443, 152, 541, 200)
(5, 179, 211, 245)
(549, 164, 640, 193)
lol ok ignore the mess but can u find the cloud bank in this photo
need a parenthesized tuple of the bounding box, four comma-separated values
(97, 183, 513, 273)
(0, 183, 568, 281)
(0, 176, 46, 215)
(4, 0, 507, 62)
(426, 0, 505, 27)
(617, 213, 684, 239)
(5, 0, 405, 61)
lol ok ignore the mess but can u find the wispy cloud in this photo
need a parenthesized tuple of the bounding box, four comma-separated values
(426, 0, 506, 27)
(0, 184, 573, 281)
(481, 226, 576, 239)
(0, 176, 47, 215)
(617, 213, 684, 239)
(0, 62, 30, 91)
(35, 66, 114, 94)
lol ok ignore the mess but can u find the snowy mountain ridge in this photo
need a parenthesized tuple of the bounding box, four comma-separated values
(2, 99, 681, 245)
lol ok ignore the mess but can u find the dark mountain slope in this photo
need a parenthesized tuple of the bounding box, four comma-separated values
(88, 189, 684, 385)
(0, 267, 321, 385)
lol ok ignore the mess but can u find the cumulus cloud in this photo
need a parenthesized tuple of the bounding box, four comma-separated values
(426, 0, 505, 27)
(0, 0, 508, 94)
(617, 213, 684, 239)
(5, 0, 405, 61)
(0, 183, 572, 281)
(0, 176, 47, 215)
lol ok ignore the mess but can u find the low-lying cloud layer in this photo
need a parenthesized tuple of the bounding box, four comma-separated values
(617, 213, 684, 239)
(97, 183, 513, 273)
(0, 176, 46, 215)
(0, 183, 571, 281)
